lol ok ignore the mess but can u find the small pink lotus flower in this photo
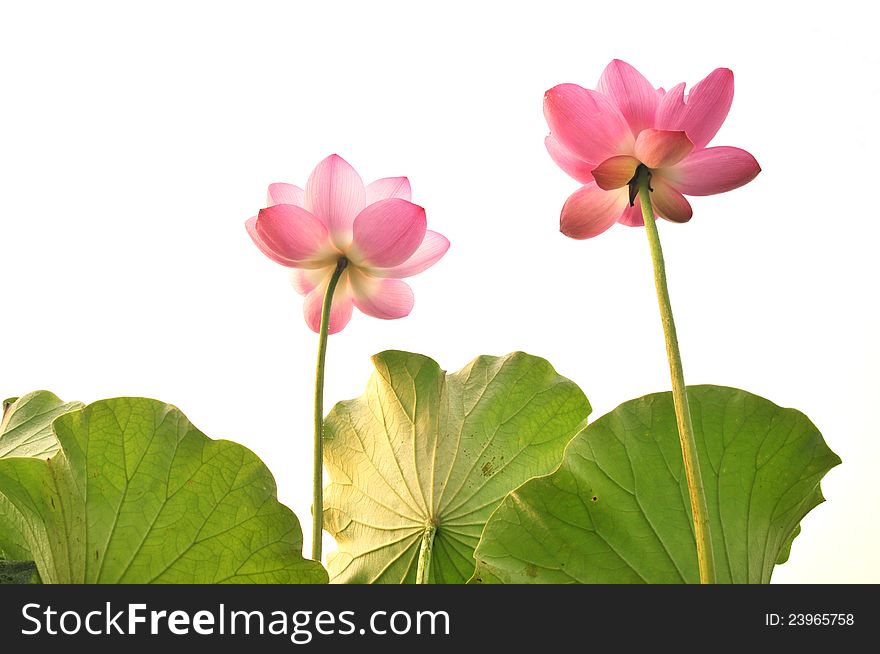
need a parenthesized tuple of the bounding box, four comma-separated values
(544, 60, 761, 239)
(246, 155, 449, 333)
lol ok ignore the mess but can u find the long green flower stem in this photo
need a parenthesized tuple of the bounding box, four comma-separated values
(636, 166, 716, 584)
(312, 257, 348, 562)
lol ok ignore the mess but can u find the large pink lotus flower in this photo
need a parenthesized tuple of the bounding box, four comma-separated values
(544, 60, 761, 239)
(246, 154, 449, 334)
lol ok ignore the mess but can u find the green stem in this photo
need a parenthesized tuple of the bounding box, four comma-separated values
(415, 524, 437, 584)
(637, 166, 716, 584)
(312, 257, 348, 563)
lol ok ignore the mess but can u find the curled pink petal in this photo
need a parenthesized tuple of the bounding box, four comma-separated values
(349, 270, 414, 320)
(592, 155, 640, 191)
(303, 275, 354, 334)
(304, 154, 366, 247)
(650, 178, 693, 223)
(597, 59, 659, 137)
(656, 69, 734, 150)
(560, 183, 628, 239)
(545, 134, 594, 183)
(544, 83, 633, 164)
(372, 230, 449, 278)
(366, 177, 412, 204)
(663, 147, 761, 196)
(618, 202, 652, 227)
(251, 205, 334, 267)
(267, 183, 305, 207)
(246, 216, 300, 266)
(633, 129, 694, 169)
(351, 198, 427, 268)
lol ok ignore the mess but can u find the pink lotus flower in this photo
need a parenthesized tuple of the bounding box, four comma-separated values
(246, 154, 449, 333)
(544, 60, 761, 239)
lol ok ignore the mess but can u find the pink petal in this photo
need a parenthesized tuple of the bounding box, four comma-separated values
(618, 202, 652, 227)
(656, 69, 734, 150)
(304, 154, 366, 248)
(303, 275, 354, 334)
(267, 183, 305, 207)
(560, 182, 628, 240)
(650, 177, 693, 223)
(544, 83, 633, 164)
(545, 134, 594, 183)
(655, 82, 686, 131)
(592, 155, 639, 191)
(372, 230, 449, 278)
(351, 198, 427, 268)
(250, 205, 334, 267)
(349, 270, 414, 320)
(290, 266, 331, 296)
(662, 147, 761, 196)
(246, 216, 300, 267)
(633, 129, 693, 169)
(597, 59, 659, 137)
(366, 177, 412, 204)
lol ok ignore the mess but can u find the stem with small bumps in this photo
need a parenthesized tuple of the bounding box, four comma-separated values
(637, 165, 716, 584)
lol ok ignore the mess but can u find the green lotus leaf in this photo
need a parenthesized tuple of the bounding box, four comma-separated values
(472, 385, 840, 584)
(0, 391, 83, 459)
(0, 396, 327, 583)
(323, 350, 591, 583)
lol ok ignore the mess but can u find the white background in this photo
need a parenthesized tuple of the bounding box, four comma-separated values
(1, 0, 877, 583)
